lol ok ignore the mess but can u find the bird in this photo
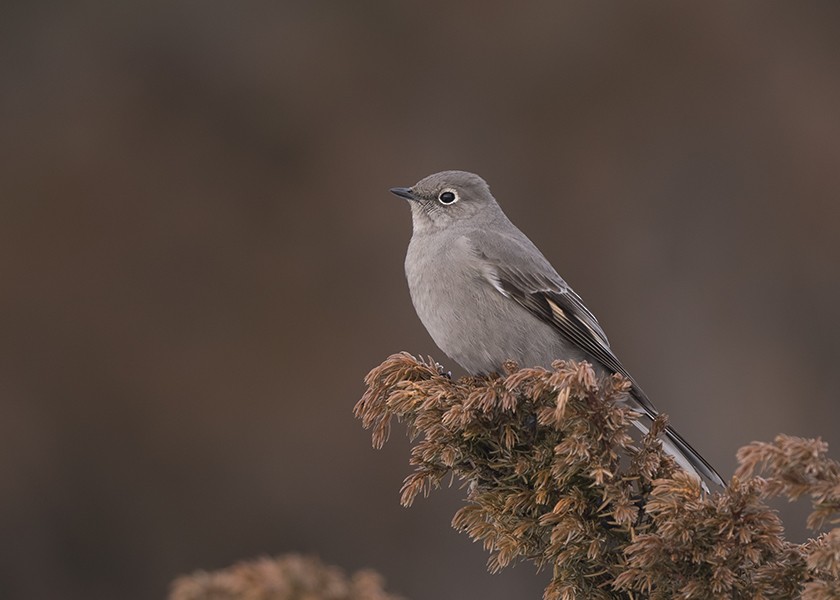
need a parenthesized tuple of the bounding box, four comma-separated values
(390, 170, 724, 489)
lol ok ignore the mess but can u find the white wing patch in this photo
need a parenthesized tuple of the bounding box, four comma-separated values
(485, 267, 509, 297)
(459, 235, 511, 298)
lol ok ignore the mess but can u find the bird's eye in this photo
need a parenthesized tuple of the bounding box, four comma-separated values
(438, 190, 458, 205)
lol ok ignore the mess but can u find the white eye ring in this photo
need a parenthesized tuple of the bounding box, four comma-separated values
(438, 189, 459, 205)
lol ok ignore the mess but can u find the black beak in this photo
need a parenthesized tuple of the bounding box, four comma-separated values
(389, 187, 417, 201)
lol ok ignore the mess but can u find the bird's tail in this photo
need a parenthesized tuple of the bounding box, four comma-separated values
(619, 378, 725, 492)
(629, 417, 725, 492)
(663, 423, 725, 489)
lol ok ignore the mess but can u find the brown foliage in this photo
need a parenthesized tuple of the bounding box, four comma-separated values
(356, 353, 840, 600)
(169, 554, 403, 600)
(737, 435, 840, 531)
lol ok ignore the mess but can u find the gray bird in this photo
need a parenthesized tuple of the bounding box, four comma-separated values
(390, 170, 724, 489)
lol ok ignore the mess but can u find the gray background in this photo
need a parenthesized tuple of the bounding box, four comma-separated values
(2, 2, 839, 599)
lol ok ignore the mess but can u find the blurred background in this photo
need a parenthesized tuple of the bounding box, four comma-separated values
(2, 1, 840, 598)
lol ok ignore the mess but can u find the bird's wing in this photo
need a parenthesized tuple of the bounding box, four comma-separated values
(465, 229, 656, 416)
(465, 229, 725, 489)
(495, 263, 662, 418)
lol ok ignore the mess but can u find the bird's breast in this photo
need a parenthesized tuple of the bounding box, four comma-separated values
(404, 233, 564, 374)
(405, 234, 475, 338)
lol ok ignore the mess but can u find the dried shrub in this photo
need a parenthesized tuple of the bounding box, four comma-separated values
(737, 435, 840, 530)
(169, 554, 403, 600)
(356, 353, 840, 600)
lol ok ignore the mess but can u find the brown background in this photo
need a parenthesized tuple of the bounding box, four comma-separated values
(2, 2, 839, 599)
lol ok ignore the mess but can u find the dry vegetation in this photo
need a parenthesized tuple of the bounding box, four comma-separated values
(170, 554, 403, 600)
(169, 353, 839, 600)
(354, 353, 840, 600)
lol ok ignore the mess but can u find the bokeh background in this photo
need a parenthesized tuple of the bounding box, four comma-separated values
(2, 2, 840, 599)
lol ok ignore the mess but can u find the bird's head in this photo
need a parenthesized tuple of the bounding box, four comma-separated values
(390, 170, 502, 232)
